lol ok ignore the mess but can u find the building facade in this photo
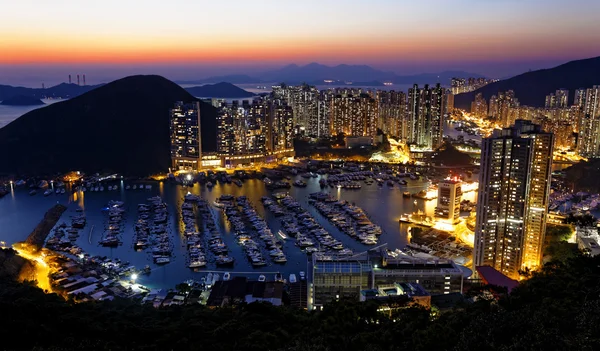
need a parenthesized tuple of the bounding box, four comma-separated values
(170, 101, 202, 171)
(474, 120, 554, 279)
(435, 179, 462, 224)
(309, 249, 464, 309)
(407, 84, 445, 150)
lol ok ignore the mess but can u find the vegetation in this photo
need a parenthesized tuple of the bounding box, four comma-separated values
(0, 75, 218, 176)
(566, 213, 597, 227)
(431, 143, 472, 166)
(0, 248, 33, 280)
(2, 252, 600, 350)
(185, 82, 255, 98)
(563, 158, 600, 193)
(543, 224, 578, 263)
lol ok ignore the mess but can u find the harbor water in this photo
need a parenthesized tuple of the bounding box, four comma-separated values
(0, 175, 479, 289)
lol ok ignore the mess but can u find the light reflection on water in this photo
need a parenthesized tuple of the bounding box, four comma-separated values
(0, 176, 475, 289)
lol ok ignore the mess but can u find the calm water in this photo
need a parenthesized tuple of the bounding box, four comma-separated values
(0, 99, 63, 128)
(0, 176, 478, 289)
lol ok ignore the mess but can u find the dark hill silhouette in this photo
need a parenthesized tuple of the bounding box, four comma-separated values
(185, 82, 255, 98)
(259, 63, 484, 85)
(0, 95, 44, 106)
(0, 82, 101, 101)
(176, 75, 261, 85)
(454, 56, 600, 110)
(0, 75, 217, 175)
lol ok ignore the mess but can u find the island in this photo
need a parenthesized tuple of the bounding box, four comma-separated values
(0, 95, 45, 106)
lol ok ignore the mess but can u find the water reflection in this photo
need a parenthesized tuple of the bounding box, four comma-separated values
(0, 176, 476, 289)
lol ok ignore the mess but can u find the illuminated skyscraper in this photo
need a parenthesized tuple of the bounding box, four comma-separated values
(576, 86, 600, 157)
(474, 120, 554, 279)
(170, 101, 202, 171)
(489, 91, 519, 127)
(407, 84, 445, 150)
(471, 93, 488, 119)
(378, 90, 407, 140)
(545, 89, 569, 108)
(267, 99, 294, 152)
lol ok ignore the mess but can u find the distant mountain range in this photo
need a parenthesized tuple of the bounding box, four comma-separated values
(0, 83, 101, 101)
(177, 63, 485, 86)
(185, 82, 255, 98)
(0, 75, 218, 175)
(0, 95, 45, 106)
(454, 56, 600, 110)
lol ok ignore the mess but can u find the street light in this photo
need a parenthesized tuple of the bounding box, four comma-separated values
(131, 273, 138, 282)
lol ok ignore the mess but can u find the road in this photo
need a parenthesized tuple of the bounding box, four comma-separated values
(13, 244, 52, 292)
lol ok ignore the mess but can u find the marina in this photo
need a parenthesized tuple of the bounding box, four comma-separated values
(0, 167, 479, 290)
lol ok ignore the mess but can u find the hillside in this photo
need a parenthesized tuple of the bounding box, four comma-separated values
(0, 95, 45, 106)
(454, 56, 600, 110)
(0, 253, 599, 350)
(0, 75, 217, 175)
(0, 82, 101, 101)
(186, 82, 255, 98)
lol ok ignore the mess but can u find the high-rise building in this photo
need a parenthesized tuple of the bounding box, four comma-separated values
(471, 93, 488, 119)
(545, 89, 569, 108)
(378, 90, 407, 140)
(555, 89, 569, 108)
(407, 84, 445, 150)
(217, 99, 271, 156)
(576, 86, 600, 157)
(474, 120, 554, 279)
(267, 99, 294, 152)
(544, 93, 557, 108)
(170, 101, 202, 171)
(489, 91, 519, 127)
(435, 179, 462, 224)
(445, 89, 454, 114)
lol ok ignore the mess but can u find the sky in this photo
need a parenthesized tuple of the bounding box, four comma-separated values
(1, 0, 599, 86)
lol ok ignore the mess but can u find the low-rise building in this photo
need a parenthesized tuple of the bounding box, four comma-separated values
(309, 247, 466, 310)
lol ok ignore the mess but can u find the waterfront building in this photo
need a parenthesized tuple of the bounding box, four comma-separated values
(267, 99, 294, 152)
(309, 249, 465, 309)
(474, 120, 554, 279)
(435, 178, 462, 225)
(214, 98, 294, 168)
(170, 101, 202, 171)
